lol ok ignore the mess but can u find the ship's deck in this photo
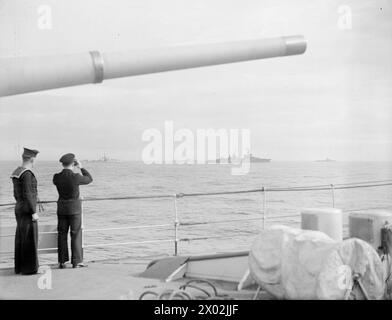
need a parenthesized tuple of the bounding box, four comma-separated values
(0, 258, 267, 300)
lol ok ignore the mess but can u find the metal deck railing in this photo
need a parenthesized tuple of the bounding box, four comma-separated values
(1, 180, 392, 256)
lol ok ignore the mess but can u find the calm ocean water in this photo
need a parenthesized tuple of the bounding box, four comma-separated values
(1, 161, 392, 266)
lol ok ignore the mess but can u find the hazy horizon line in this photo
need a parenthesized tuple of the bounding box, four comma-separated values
(1, 159, 391, 163)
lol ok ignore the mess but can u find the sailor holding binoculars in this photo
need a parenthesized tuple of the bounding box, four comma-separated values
(53, 153, 93, 269)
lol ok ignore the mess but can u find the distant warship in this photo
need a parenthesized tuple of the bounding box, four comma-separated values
(85, 153, 119, 163)
(315, 158, 336, 162)
(247, 154, 271, 163)
(216, 153, 271, 164)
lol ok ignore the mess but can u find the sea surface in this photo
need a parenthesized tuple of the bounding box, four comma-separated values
(1, 161, 392, 267)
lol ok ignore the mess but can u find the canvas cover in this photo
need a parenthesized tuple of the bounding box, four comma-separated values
(249, 225, 385, 299)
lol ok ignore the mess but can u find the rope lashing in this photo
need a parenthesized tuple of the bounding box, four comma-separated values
(168, 290, 193, 300)
(173, 194, 180, 256)
(180, 284, 211, 298)
(138, 279, 226, 300)
(353, 273, 370, 300)
(157, 289, 192, 300)
(344, 273, 371, 300)
(179, 279, 219, 297)
(138, 291, 159, 300)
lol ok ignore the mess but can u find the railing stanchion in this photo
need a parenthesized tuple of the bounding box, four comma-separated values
(330, 184, 335, 208)
(262, 186, 267, 229)
(81, 196, 85, 250)
(173, 194, 180, 256)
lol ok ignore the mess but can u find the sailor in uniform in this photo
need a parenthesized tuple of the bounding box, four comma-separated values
(53, 153, 93, 268)
(11, 147, 40, 275)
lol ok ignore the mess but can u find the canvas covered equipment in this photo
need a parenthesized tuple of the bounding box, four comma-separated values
(249, 225, 385, 300)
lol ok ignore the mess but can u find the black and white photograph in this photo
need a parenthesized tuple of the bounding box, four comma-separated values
(0, 0, 391, 307)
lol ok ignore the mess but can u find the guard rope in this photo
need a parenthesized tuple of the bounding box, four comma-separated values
(1, 180, 391, 207)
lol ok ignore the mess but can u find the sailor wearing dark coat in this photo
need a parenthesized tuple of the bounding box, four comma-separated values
(53, 153, 92, 268)
(11, 147, 40, 275)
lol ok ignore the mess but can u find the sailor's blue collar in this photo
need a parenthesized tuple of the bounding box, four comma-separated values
(10, 166, 34, 179)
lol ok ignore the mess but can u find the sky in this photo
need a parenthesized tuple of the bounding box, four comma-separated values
(0, 0, 391, 161)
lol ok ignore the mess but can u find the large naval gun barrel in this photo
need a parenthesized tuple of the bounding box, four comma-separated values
(0, 35, 306, 97)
